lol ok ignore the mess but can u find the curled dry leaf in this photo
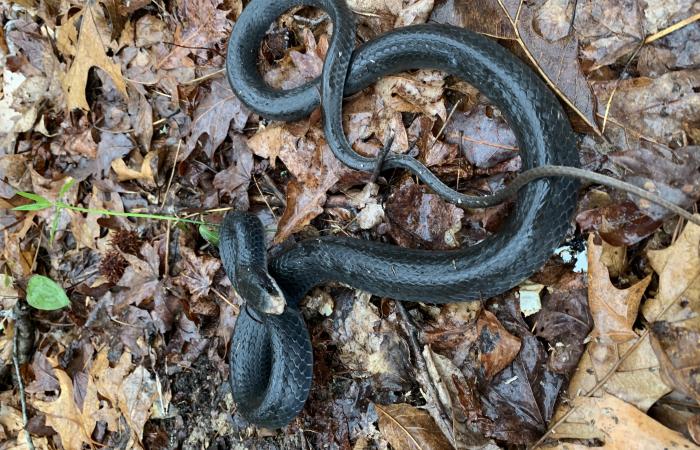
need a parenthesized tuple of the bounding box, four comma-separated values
(376, 403, 453, 450)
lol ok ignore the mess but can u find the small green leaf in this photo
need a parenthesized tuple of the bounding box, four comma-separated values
(16, 191, 50, 203)
(59, 178, 76, 197)
(199, 224, 220, 246)
(26, 275, 70, 310)
(13, 202, 52, 211)
(49, 207, 62, 244)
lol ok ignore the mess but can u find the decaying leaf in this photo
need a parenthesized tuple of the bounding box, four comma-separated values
(377, 403, 453, 450)
(385, 179, 464, 250)
(533, 271, 592, 374)
(478, 299, 564, 444)
(61, 3, 128, 110)
(594, 70, 700, 148)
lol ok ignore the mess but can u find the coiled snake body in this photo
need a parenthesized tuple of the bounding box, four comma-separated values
(222, 0, 580, 428)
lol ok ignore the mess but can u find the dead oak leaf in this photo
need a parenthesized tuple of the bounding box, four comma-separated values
(587, 234, 651, 344)
(32, 367, 96, 450)
(376, 403, 453, 450)
(62, 3, 128, 110)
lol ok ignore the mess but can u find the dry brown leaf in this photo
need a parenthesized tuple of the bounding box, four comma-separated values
(543, 393, 697, 448)
(377, 403, 453, 450)
(32, 366, 96, 450)
(561, 235, 670, 413)
(587, 234, 651, 343)
(92, 349, 156, 446)
(156, 0, 230, 70)
(111, 151, 158, 184)
(186, 78, 250, 159)
(62, 3, 128, 110)
(594, 70, 700, 148)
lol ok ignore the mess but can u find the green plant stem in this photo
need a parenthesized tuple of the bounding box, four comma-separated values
(56, 203, 216, 227)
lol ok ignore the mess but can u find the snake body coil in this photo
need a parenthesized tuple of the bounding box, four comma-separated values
(223, 0, 579, 427)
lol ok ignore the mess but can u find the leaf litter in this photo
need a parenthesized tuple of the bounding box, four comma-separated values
(0, 0, 699, 449)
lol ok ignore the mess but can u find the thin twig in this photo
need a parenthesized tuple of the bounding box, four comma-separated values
(395, 302, 455, 445)
(12, 309, 35, 450)
(161, 140, 182, 209)
(370, 131, 395, 184)
(645, 12, 700, 44)
(430, 99, 461, 149)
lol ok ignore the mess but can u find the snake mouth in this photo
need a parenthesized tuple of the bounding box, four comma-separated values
(255, 273, 287, 315)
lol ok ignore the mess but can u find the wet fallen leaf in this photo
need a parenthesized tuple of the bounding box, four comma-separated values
(442, 104, 518, 169)
(533, 272, 592, 374)
(376, 403, 453, 450)
(478, 298, 564, 444)
(62, 3, 128, 110)
(423, 348, 500, 449)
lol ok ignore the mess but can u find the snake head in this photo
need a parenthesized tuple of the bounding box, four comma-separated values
(236, 266, 286, 315)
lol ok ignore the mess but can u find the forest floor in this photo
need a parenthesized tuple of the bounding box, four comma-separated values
(1, 0, 699, 449)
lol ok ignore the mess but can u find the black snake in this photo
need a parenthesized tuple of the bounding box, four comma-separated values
(221, 0, 697, 428)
